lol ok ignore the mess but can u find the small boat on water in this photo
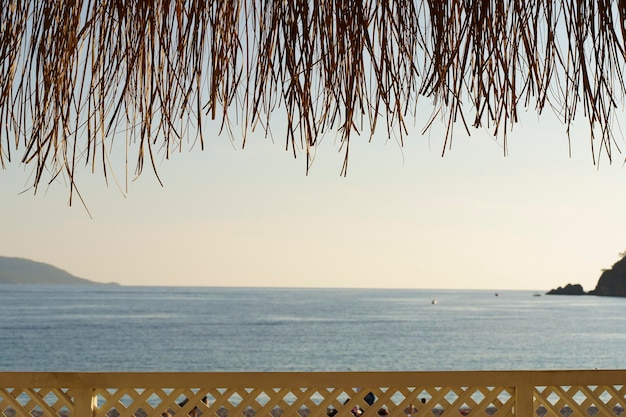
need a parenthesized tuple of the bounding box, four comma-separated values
(533, 293, 542, 297)
(431, 300, 438, 305)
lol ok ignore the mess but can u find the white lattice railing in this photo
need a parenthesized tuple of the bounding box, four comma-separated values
(1, 371, 625, 417)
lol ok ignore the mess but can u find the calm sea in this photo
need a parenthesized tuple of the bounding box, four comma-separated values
(0, 285, 624, 372)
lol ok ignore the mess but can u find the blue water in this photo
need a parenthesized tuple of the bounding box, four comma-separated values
(0, 285, 624, 372)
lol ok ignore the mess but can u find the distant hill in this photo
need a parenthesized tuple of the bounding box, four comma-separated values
(0, 256, 117, 285)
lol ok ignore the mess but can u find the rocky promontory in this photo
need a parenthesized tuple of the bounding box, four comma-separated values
(547, 253, 626, 297)
(546, 283, 586, 295)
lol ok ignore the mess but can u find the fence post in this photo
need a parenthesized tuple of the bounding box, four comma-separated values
(73, 388, 97, 417)
(515, 385, 533, 417)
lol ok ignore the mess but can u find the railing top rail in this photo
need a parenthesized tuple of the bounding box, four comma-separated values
(1, 370, 625, 388)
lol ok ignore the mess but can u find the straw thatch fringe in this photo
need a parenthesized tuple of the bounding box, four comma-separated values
(1, 0, 624, 201)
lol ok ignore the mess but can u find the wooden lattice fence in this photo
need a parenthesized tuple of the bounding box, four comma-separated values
(0, 371, 625, 417)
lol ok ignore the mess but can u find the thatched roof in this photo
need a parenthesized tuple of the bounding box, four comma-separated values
(1, 1, 625, 202)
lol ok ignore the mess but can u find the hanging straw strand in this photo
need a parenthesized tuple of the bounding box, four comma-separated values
(1, 0, 625, 201)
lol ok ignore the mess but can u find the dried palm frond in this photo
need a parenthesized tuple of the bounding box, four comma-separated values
(1, 0, 624, 202)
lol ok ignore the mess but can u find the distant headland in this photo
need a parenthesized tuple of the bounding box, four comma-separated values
(548, 252, 626, 297)
(0, 256, 118, 285)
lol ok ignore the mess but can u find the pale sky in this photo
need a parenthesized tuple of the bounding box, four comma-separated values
(2, 105, 626, 291)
